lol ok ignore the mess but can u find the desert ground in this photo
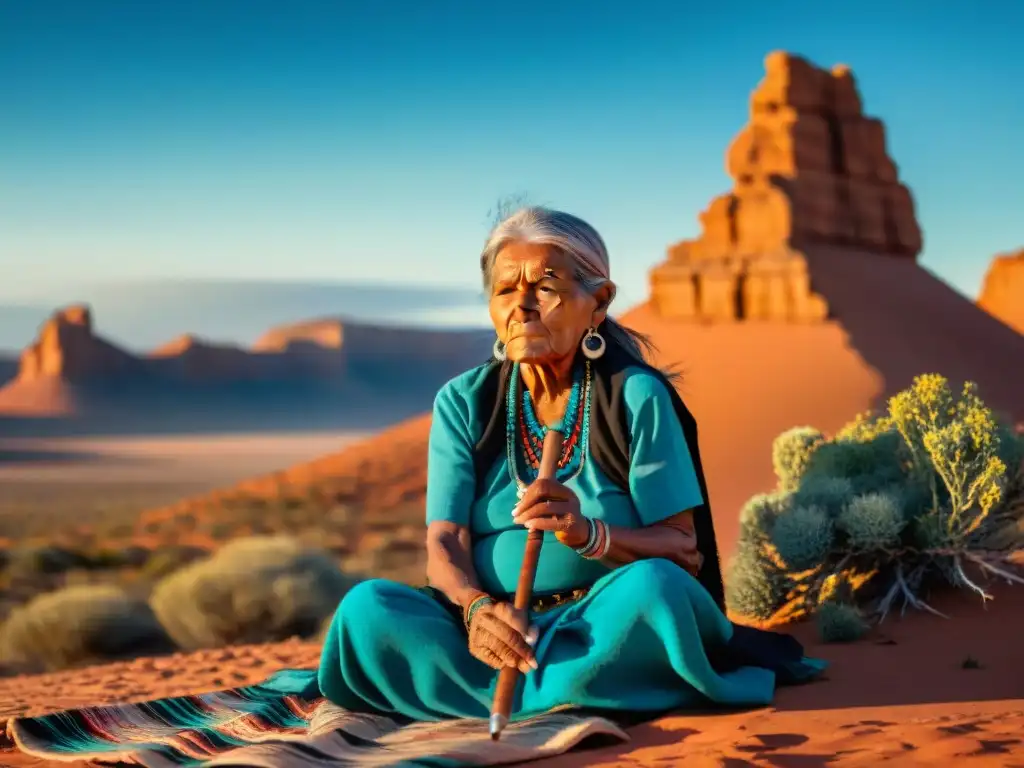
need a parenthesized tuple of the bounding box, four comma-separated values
(0, 430, 369, 538)
(2, 586, 1022, 767)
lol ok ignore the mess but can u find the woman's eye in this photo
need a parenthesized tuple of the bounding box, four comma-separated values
(538, 285, 555, 294)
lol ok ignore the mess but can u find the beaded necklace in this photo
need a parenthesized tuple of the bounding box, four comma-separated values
(505, 360, 593, 499)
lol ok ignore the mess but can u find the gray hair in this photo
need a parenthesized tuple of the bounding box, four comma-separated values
(480, 206, 663, 372)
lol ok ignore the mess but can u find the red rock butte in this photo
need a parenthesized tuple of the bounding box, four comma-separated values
(650, 52, 921, 323)
(978, 248, 1024, 335)
(0, 307, 490, 427)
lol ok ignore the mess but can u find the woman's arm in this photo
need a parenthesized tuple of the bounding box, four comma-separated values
(423, 381, 489, 610)
(600, 510, 701, 572)
(606, 371, 706, 571)
(425, 520, 488, 610)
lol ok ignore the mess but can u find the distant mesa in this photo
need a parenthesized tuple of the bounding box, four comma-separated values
(978, 249, 1024, 335)
(17, 305, 142, 384)
(149, 334, 238, 358)
(0, 304, 490, 432)
(253, 320, 345, 352)
(650, 51, 922, 323)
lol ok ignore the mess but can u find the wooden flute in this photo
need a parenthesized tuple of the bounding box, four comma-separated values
(489, 427, 564, 740)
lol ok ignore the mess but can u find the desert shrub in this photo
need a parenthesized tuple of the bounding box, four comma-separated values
(803, 430, 906, 494)
(730, 374, 1024, 641)
(792, 476, 854, 518)
(836, 492, 904, 551)
(725, 542, 790, 621)
(771, 427, 825, 491)
(82, 545, 151, 570)
(139, 545, 209, 582)
(0, 584, 173, 671)
(6, 545, 91, 579)
(771, 505, 834, 572)
(149, 535, 358, 650)
(816, 600, 869, 643)
(737, 491, 790, 543)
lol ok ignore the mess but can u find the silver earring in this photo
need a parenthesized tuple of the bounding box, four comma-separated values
(493, 338, 507, 361)
(581, 327, 606, 360)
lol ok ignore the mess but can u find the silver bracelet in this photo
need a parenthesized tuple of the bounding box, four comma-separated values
(596, 521, 612, 559)
(573, 517, 598, 556)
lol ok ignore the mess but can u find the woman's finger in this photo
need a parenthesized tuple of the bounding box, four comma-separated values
(491, 602, 529, 636)
(515, 479, 572, 512)
(522, 515, 569, 532)
(477, 628, 536, 673)
(478, 614, 536, 668)
(470, 646, 506, 670)
(512, 500, 570, 524)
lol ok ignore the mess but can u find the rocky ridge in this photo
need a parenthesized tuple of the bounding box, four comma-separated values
(5, 307, 489, 389)
(650, 52, 923, 322)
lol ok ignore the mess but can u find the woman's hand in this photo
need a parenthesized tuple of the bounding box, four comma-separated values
(680, 536, 703, 577)
(468, 601, 538, 673)
(512, 479, 590, 548)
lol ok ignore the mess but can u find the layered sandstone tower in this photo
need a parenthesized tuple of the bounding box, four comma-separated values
(650, 52, 923, 322)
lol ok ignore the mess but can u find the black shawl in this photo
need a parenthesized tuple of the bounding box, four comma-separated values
(469, 340, 726, 611)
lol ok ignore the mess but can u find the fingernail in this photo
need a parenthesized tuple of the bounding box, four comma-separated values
(528, 658, 538, 670)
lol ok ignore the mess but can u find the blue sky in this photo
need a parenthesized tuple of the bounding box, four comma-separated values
(2, 0, 1021, 315)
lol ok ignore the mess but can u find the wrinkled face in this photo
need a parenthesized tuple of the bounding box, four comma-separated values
(488, 241, 606, 364)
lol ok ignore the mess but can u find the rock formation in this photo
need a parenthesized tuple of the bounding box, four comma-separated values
(0, 305, 491, 423)
(253, 320, 345, 352)
(978, 249, 1024, 335)
(255, 318, 491, 374)
(650, 52, 923, 322)
(17, 305, 142, 382)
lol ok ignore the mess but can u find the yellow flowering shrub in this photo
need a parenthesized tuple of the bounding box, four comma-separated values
(726, 374, 1023, 643)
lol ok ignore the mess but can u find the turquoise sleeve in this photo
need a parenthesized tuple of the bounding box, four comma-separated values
(424, 382, 477, 526)
(624, 371, 705, 526)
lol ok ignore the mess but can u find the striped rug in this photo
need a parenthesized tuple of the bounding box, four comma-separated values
(6, 669, 627, 767)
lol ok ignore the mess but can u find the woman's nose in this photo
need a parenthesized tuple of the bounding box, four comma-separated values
(513, 291, 539, 316)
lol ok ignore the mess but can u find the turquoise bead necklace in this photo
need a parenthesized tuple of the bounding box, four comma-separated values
(505, 360, 593, 499)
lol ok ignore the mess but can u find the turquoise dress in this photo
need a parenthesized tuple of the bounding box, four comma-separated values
(318, 363, 824, 721)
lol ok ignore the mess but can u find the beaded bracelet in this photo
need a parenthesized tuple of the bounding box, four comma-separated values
(463, 594, 494, 632)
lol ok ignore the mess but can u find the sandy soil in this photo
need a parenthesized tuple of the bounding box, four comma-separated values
(0, 431, 371, 486)
(1, 585, 1021, 767)
(0, 431, 373, 532)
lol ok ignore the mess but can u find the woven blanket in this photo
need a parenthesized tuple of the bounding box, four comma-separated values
(6, 669, 627, 767)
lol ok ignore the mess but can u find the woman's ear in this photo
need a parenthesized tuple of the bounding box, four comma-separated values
(590, 282, 616, 326)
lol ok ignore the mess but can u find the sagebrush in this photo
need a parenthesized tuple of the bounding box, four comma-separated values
(149, 535, 359, 650)
(0, 584, 172, 671)
(726, 374, 1024, 643)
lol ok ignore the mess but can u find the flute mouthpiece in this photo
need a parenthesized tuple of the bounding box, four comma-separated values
(489, 713, 508, 740)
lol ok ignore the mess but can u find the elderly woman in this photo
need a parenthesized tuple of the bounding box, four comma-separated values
(318, 207, 824, 724)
